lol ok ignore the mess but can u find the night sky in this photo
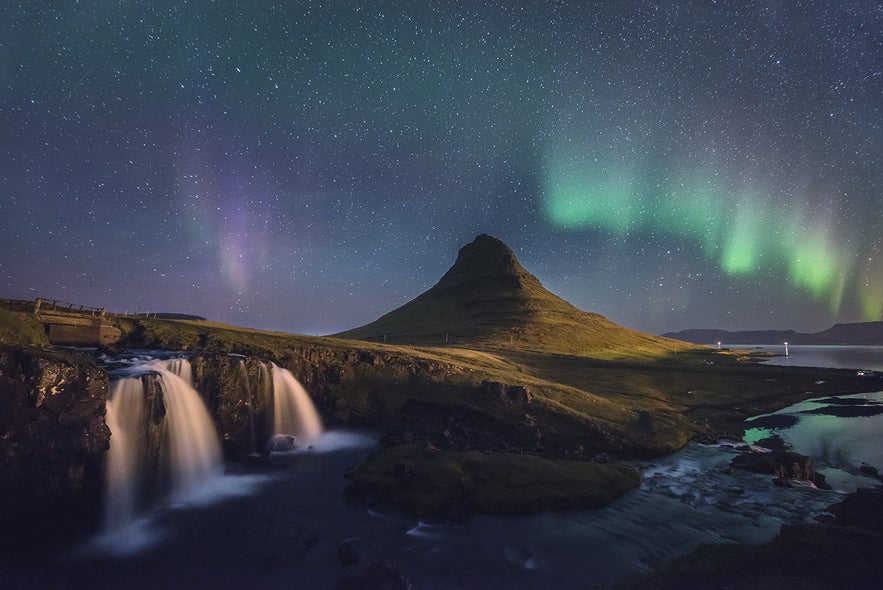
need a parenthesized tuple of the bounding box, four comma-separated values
(2, 1, 880, 336)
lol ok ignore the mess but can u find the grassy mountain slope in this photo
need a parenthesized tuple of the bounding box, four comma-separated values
(334, 234, 694, 359)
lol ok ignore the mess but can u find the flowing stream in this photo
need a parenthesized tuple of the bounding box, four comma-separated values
(55, 347, 883, 589)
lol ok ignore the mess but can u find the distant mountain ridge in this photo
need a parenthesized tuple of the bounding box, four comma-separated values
(663, 322, 883, 346)
(334, 234, 693, 358)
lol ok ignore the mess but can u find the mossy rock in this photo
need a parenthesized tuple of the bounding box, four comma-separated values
(346, 444, 641, 520)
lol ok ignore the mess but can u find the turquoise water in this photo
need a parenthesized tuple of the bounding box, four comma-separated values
(745, 390, 883, 492)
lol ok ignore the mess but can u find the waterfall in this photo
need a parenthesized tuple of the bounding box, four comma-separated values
(164, 357, 192, 384)
(104, 377, 146, 531)
(160, 366, 224, 494)
(103, 358, 223, 531)
(271, 363, 323, 442)
(235, 359, 258, 454)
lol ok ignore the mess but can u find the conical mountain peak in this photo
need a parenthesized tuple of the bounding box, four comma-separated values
(450, 234, 521, 275)
(431, 234, 543, 298)
(334, 234, 689, 358)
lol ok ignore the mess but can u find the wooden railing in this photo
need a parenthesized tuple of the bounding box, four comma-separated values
(33, 298, 106, 317)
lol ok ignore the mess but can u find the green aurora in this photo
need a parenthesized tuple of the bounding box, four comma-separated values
(543, 149, 881, 321)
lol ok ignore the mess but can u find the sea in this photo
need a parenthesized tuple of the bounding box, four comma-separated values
(742, 344, 883, 373)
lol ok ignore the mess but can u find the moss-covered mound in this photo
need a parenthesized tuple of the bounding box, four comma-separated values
(345, 443, 641, 520)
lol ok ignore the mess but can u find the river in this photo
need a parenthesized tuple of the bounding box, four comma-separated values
(22, 347, 883, 589)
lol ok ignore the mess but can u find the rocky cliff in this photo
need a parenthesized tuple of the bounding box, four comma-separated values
(188, 346, 478, 458)
(0, 345, 110, 554)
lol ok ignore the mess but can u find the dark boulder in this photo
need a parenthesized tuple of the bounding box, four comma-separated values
(335, 560, 414, 590)
(480, 380, 532, 406)
(731, 449, 829, 489)
(338, 538, 360, 566)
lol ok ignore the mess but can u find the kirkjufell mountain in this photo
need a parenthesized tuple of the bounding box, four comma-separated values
(334, 234, 693, 358)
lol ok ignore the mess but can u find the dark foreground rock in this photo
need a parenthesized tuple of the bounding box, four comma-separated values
(0, 345, 110, 556)
(611, 486, 883, 590)
(335, 560, 415, 590)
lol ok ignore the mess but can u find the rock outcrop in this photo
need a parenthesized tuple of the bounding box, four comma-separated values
(0, 345, 110, 553)
(730, 448, 830, 489)
(189, 353, 276, 457)
(187, 347, 462, 458)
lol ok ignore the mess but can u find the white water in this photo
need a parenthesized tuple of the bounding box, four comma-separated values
(103, 378, 146, 531)
(160, 367, 224, 497)
(103, 358, 223, 532)
(271, 363, 323, 442)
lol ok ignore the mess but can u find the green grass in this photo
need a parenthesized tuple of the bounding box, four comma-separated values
(0, 308, 49, 346)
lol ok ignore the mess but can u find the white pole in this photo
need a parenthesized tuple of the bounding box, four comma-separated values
(784, 342, 789, 356)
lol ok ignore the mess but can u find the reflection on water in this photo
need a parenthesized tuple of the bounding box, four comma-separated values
(753, 344, 883, 371)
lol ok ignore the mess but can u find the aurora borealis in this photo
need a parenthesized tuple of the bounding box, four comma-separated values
(1, 1, 880, 335)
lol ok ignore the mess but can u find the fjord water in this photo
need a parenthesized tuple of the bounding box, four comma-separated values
(64, 348, 882, 589)
(753, 344, 883, 372)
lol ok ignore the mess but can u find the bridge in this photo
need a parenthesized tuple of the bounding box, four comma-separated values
(4, 298, 123, 346)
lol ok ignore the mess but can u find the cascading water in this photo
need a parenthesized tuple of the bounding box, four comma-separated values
(103, 377, 146, 531)
(234, 359, 258, 454)
(270, 363, 323, 442)
(164, 357, 192, 384)
(103, 358, 223, 531)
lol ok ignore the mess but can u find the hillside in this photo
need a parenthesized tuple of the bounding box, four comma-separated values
(664, 321, 883, 346)
(334, 234, 694, 359)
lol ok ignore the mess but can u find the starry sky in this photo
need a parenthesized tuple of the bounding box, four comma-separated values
(2, 1, 880, 336)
